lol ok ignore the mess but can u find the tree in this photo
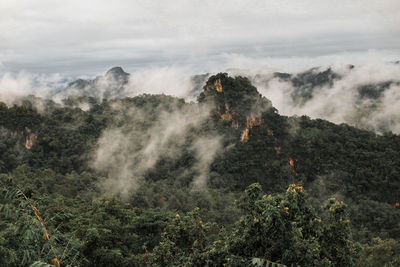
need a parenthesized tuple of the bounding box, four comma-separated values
(227, 183, 359, 266)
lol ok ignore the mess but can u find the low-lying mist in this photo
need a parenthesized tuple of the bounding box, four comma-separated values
(250, 63, 400, 134)
(1, 61, 400, 134)
(91, 100, 222, 198)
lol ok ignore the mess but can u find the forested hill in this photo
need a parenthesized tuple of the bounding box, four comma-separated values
(1, 73, 399, 266)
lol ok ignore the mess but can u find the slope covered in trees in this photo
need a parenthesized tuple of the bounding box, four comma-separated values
(1, 73, 399, 266)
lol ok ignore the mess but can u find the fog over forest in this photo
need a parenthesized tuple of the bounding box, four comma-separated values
(1, 1, 400, 266)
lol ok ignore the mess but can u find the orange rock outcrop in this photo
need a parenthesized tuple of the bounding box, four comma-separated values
(214, 79, 223, 93)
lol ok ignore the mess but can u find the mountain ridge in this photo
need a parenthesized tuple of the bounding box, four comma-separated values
(1, 72, 400, 265)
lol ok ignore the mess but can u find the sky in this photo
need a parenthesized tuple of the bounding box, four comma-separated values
(0, 0, 399, 76)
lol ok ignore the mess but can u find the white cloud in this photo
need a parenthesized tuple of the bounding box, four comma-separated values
(253, 62, 400, 133)
(0, 71, 68, 105)
(92, 103, 213, 198)
(0, 0, 399, 74)
(191, 136, 222, 188)
(125, 66, 196, 99)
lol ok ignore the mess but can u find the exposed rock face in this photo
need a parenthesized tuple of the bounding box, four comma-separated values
(220, 104, 233, 121)
(214, 79, 223, 93)
(288, 157, 297, 176)
(240, 116, 264, 143)
(246, 116, 263, 128)
(25, 133, 37, 150)
(2, 128, 37, 149)
(240, 128, 249, 143)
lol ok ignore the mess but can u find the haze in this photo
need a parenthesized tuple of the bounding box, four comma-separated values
(1, 0, 399, 75)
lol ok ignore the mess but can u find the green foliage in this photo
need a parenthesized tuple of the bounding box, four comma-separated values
(227, 183, 359, 266)
(251, 257, 287, 267)
(149, 208, 220, 266)
(147, 183, 360, 266)
(0, 180, 82, 266)
(29, 262, 52, 267)
(0, 73, 399, 265)
(360, 237, 400, 266)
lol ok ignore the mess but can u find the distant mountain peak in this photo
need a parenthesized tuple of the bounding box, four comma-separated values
(198, 73, 274, 131)
(57, 67, 131, 99)
(105, 67, 129, 77)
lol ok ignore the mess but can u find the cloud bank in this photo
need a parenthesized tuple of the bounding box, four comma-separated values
(1, 0, 399, 74)
(251, 62, 400, 133)
(0, 71, 69, 105)
(2, 60, 400, 134)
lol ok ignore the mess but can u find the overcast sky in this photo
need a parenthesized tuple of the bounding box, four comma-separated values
(0, 0, 399, 76)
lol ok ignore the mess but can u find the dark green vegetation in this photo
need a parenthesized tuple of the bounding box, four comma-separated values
(1, 73, 399, 266)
